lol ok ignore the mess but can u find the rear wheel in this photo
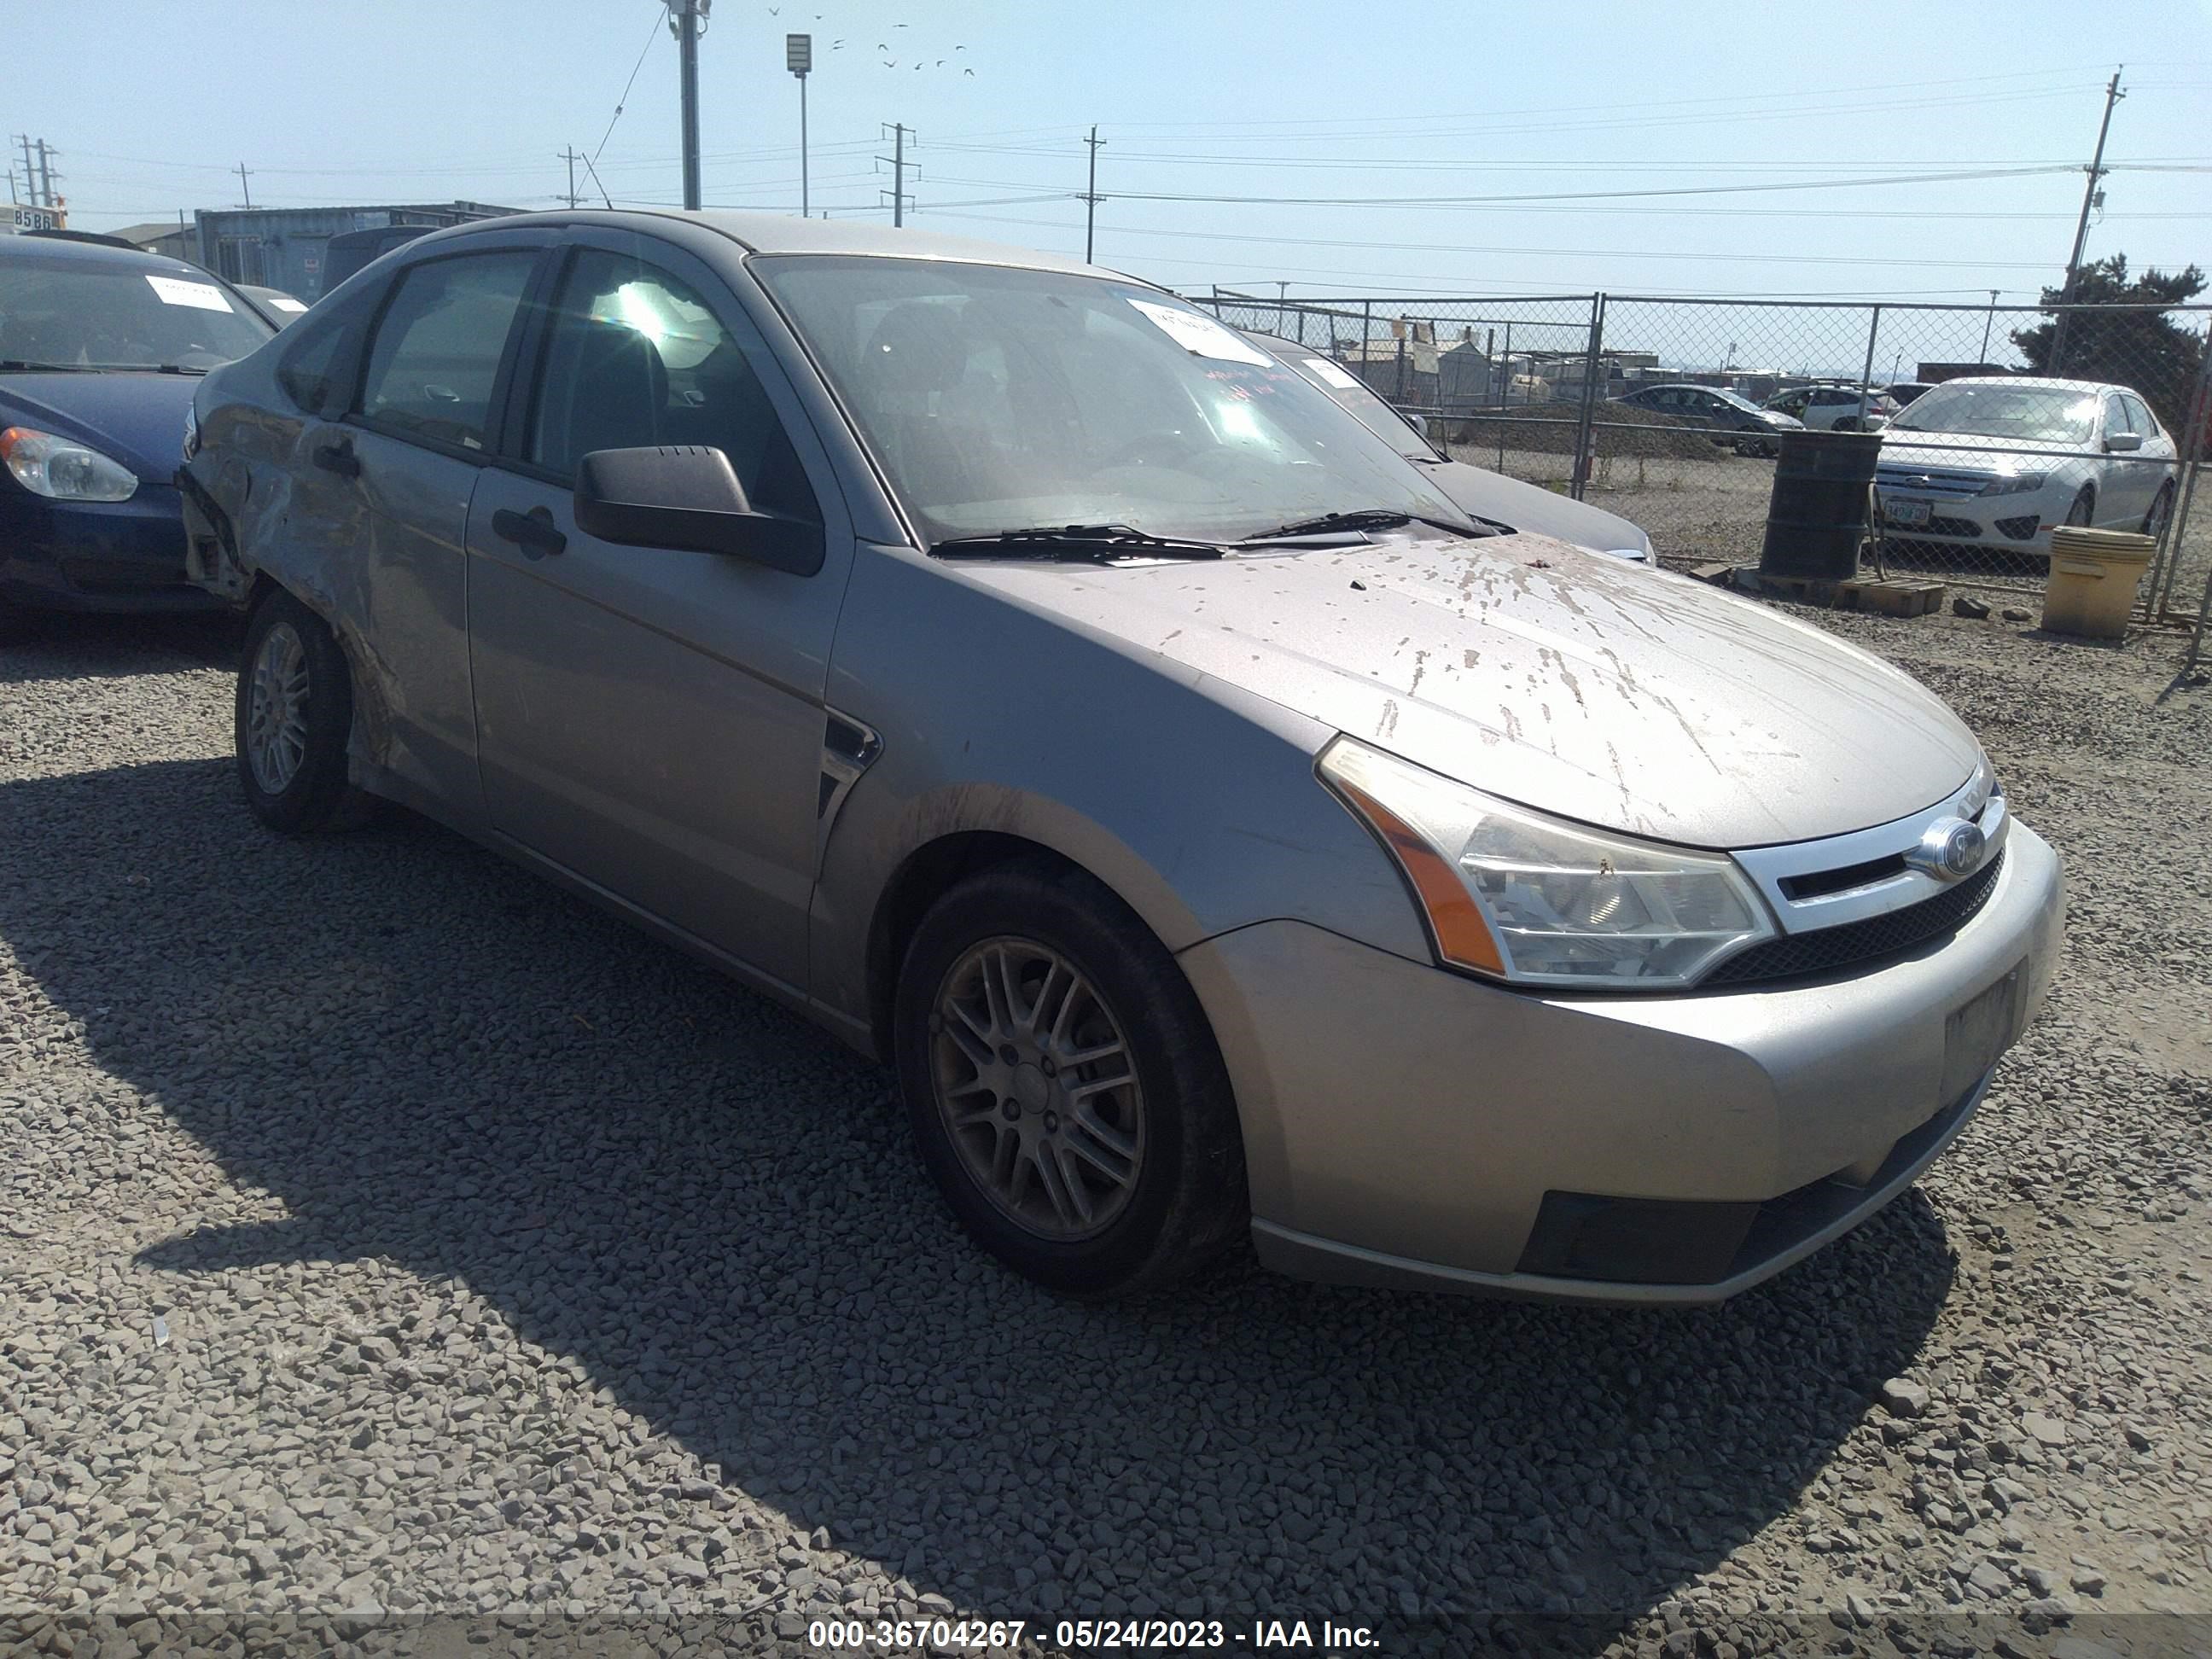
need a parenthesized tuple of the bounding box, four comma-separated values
(235, 588, 371, 833)
(893, 859, 1247, 1298)
(2142, 480, 2175, 539)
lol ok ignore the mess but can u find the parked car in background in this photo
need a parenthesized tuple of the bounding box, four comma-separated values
(182, 211, 2061, 1304)
(1764, 383, 1899, 432)
(1611, 383, 1803, 456)
(1875, 376, 2179, 555)
(1885, 381, 1935, 407)
(1244, 332, 1653, 563)
(1, 232, 274, 629)
(235, 283, 311, 330)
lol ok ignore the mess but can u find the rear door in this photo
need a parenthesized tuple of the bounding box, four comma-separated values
(328, 233, 550, 811)
(463, 230, 854, 994)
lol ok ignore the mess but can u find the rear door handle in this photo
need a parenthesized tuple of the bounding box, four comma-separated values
(492, 505, 568, 559)
(312, 440, 359, 479)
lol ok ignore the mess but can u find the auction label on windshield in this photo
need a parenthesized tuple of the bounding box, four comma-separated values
(1127, 298, 1273, 367)
(1302, 356, 1363, 392)
(145, 274, 235, 312)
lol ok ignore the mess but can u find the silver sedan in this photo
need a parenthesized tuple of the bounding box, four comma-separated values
(181, 211, 2063, 1301)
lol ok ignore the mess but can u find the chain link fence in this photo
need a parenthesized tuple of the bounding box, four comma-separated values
(1196, 287, 2212, 632)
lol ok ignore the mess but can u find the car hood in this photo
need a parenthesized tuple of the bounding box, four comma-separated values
(963, 533, 1980, 849)
(0, 371, 199, 482)
(1880, 430, 2091, 474)
(1423, 462, 1650, 558)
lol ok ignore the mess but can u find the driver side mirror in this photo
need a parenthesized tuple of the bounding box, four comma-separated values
(573, 445, 823, 576)
(2104, 431, 2144, 452)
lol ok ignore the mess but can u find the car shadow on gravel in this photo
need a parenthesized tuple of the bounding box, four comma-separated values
(3, 754, 1959, 1631)
(0, 610, 242, 684)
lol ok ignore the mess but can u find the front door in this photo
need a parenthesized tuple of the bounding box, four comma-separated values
(464, 233, 852, 994)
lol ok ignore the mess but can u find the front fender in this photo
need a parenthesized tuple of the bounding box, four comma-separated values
(805, 543, 1436, 1046)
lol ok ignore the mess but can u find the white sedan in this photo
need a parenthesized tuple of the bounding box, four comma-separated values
(1874, 376, 2179, 556)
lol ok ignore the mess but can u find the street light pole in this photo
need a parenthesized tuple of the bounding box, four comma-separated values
(787, 33, 812, 216)
(668, 0, 707, 211)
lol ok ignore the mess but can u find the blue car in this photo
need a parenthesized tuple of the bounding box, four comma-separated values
(1, 232, 275, 629)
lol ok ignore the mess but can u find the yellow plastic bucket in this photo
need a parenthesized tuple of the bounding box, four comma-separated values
(2040, 527, 2154, 639)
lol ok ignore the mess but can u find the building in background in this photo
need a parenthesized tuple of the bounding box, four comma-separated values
(104, 221, 196, 262)
(188, 201, 518, 299)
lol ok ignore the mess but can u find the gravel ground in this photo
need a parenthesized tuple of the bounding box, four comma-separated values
(3, 602, 2209, 1659)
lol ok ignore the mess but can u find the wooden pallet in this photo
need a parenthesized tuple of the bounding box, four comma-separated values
(1720, 567, 1947, 617)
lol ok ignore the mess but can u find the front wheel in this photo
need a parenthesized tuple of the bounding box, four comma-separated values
(235, 588, 371, 833)
(2064, 486, 2095, 528)
(893, 860, 1248, 1298)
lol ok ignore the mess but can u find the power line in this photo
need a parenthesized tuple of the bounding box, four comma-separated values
(595, 11, 665, 164)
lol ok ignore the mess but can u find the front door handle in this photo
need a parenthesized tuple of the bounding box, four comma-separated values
(312, 439, 359, 479)
(492, 505, 568, 559)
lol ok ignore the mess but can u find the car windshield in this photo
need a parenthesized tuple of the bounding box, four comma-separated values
(1262, 345, 1432, 462)
(752, 256, 1472, 545)
(1711, 388, 1764, 413)
(1890, 384, 2098, 445)
(0, 254, 273, 371)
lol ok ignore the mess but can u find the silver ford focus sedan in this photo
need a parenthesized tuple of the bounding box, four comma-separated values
(179, 212, 2064, 1302)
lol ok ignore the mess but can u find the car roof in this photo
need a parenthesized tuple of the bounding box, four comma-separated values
(407, 207, 1126, 281)
(0, 233, 213, 281)
(1931, 375, 2123, 395)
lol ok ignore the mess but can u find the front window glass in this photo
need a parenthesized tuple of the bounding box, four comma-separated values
(527, 247, 818, 520)
(1891, 383, 2098, 445)
(1268, 347, 1429, 461)
(753, 256, 1468, 545)
(0, 254, 272, 371)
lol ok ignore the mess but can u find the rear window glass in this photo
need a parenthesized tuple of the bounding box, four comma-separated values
(357, 251, 538, 451)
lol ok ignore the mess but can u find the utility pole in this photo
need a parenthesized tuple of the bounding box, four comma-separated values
(1081, 125, 1105, 262)
(666, 0, 706, 211)
(236, 163, 253, 209)
(880, 123, 912, 226)
(2051, 68, 2124, 375)
(560, 148, 583, 209)
(787, 34, 812, 216)
(1979, 288, 2000, 365)
(36, 139, 57, 208)
(10, 136, 32, 206)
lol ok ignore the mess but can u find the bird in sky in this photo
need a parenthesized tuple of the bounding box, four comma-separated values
(963, 67, 974, 75)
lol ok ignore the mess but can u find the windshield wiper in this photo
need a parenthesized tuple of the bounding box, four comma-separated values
(1239, 507, 1493, 542)
(930, 524, 1225, 562)
(0, 358, 91, 372)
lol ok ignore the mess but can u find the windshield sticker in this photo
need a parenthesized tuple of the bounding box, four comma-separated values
(1303, 357, 1363, 392)
(1126, 299, 1272, 366)
(267, 295, 309, 313)
(145, 275, 235, 313)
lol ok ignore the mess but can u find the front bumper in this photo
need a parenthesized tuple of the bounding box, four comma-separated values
(0, 480, 224, 614)
(1178, 822, 2064, 1304)
(1874, 480, 2070, 555)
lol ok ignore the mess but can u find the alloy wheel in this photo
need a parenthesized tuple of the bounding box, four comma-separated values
(245, 620, 311, 795)
(928, 936, 1146, 1242)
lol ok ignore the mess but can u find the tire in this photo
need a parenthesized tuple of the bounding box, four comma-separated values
(2064, 486, 2095, 528)
(893, 859, 1248, 1298)
(2142, 480, 2175, 539)
(234, 587, 371, 833)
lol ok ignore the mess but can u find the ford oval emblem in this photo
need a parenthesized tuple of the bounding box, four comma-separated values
(1906, 817, 1987, 882)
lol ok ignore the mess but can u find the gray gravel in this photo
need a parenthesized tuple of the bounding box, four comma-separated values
(3, 602, 2209, 1656)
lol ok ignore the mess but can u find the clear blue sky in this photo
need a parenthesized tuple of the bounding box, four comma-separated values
(6, 0, 2208, 309)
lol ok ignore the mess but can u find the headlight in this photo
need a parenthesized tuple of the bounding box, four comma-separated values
(0, 426, 139, 502)
(1977, 471, 2047, 498)
(1319, 736, 1776, 989)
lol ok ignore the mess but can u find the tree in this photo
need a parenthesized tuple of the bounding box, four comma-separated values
(2011, 255, 2207, 434)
